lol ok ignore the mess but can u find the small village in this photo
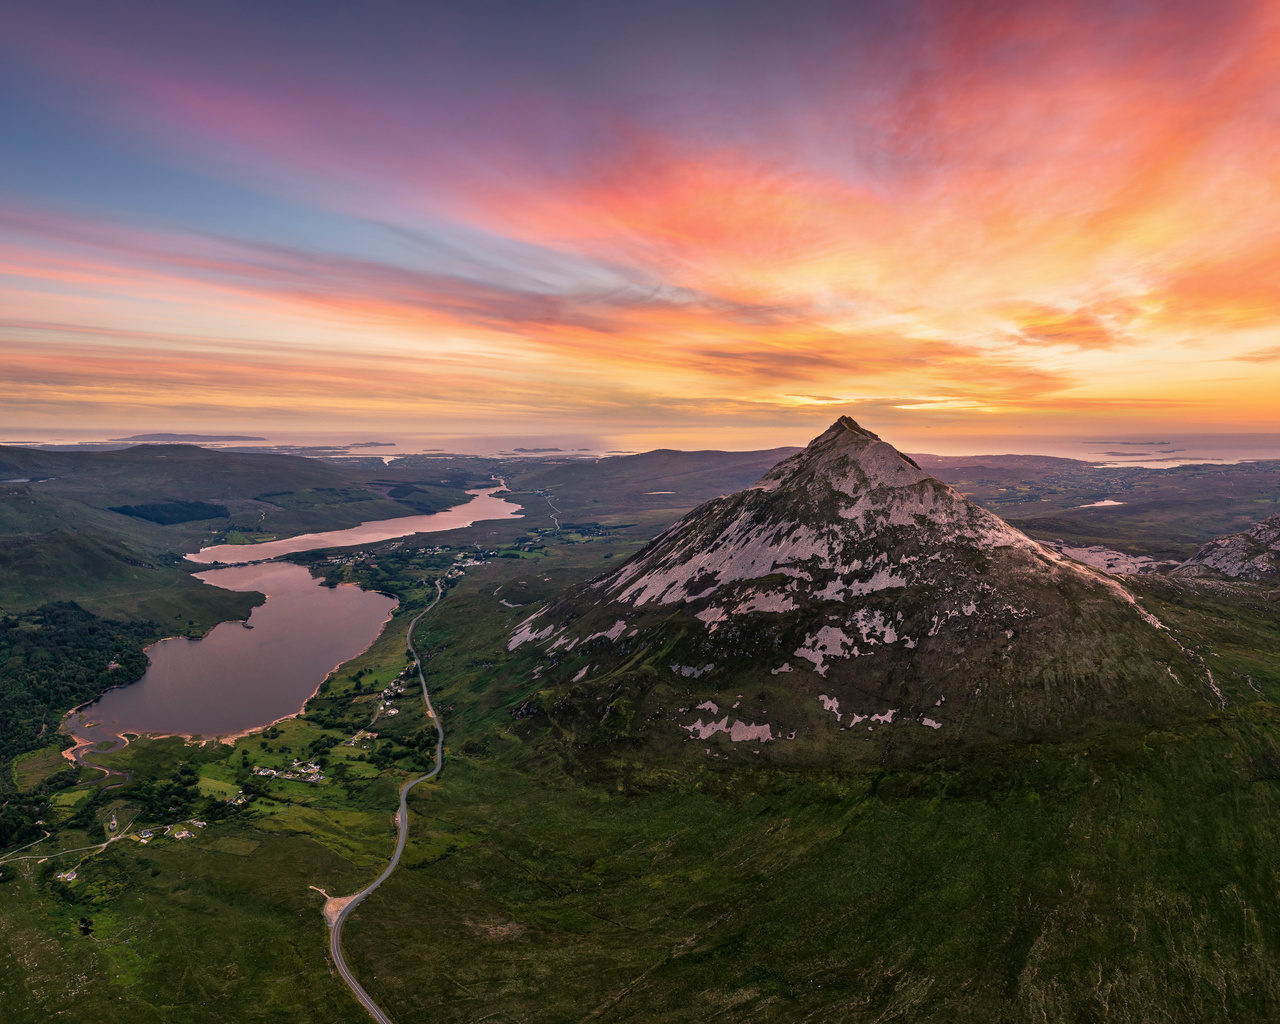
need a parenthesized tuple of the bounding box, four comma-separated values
(252, 759, 325, 783)
(316, 543, 500, 583)
(129, 819, 208, 846)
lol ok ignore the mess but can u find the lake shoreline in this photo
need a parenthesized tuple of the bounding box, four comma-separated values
(57, 486, 522, 753)
(60, 579, 401, 752)
(186, 485, 522, 566)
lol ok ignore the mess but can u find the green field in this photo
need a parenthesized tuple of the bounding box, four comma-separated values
(8, 746, 67, 790)
(4, 446, 1280, 1021)
(342, 711, 1280, 1023)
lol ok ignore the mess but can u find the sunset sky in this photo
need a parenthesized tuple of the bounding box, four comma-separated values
(4, 0, 1280, 450)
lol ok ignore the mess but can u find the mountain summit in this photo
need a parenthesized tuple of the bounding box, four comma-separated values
(509, 419, 1212, 762)
(596, 415, 1037, 612)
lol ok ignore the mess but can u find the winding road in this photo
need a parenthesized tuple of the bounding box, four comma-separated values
(541, 491, 563, 530)
(325, 582, 445, 1024)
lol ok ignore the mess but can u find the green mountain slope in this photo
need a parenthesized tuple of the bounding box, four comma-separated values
(507, 418, 1213, 763)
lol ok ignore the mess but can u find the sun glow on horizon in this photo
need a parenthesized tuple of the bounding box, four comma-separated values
(4, 0, 1280, 443)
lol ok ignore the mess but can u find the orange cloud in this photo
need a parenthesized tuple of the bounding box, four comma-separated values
(4, 2, 1280, 439)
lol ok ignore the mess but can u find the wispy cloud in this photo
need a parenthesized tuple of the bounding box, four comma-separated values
(1, 1, 1280, 435)
(1236, 345, 1280, 363)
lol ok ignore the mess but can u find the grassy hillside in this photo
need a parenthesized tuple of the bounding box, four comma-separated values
(0, 444, 471, 616)
(2, 525, 1280, 1021)
(0, 528, 258, 622)
(346, 710, 1280, 1024)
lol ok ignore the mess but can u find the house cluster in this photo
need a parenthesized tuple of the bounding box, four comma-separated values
(127, 818, 205, 845)
(324, 551, 376, 567)
(252, 759, 325, 782)
(372, 683, 405, 717)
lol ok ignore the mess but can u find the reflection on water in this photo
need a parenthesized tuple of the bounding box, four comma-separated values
(68, 563, 396, 744)
(66, 485, 524, 745)
(188, 486, 523, 565)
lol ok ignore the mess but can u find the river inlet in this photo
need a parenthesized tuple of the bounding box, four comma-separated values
(188, 485, 523, 565)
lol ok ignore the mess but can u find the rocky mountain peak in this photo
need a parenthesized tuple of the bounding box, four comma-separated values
(592, 416, 1036, 612)
(817, 415, 881, 442)
(753, 416, 926, 497)
(506, 420, 1209, 761)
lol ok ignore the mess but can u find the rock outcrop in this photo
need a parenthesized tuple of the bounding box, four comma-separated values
(1175, 513, 1280, 580)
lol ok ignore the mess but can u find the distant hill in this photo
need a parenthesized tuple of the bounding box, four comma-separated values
(0, 444, 468, 616)
(510, 446, 802, 523)
(917, 452, 1280, 561)
(0, 443, 352, 504)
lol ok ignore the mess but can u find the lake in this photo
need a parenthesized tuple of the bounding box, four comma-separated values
(66, 486, 524, 746)
(66, 562, 397, 745)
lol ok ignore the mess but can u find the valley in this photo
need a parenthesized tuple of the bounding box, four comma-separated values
(1, 427, 1279, 1022)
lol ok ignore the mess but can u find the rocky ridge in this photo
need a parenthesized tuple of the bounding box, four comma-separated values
(508, 418, 1213, 762)
(1175, 512, 1280, 580)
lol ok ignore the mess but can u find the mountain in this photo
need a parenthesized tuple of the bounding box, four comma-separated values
(1175, 512, 1280, 580)
(507, 417, 1213, 763)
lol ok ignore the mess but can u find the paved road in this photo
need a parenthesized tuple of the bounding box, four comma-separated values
(541, 492, 563, 530)
(327, 583, 445, 1024)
